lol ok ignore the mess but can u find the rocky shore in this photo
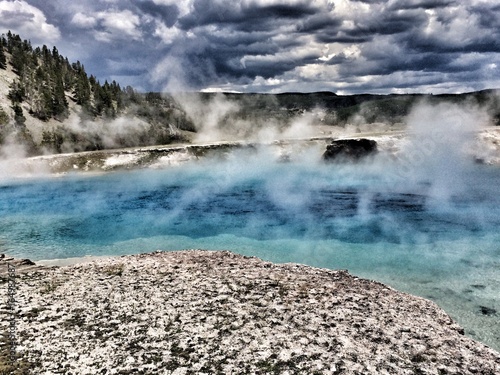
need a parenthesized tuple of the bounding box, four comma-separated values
(1, 250, 499, 374)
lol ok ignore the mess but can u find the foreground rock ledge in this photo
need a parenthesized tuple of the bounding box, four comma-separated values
(1, 251, 499, 374)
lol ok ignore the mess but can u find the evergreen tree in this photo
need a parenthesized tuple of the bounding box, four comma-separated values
(39, 88, 53, 120)
(111, 80, 124, 109)
(6, 31, 14, 53)
(41, 130, 64, 153)
(101, 80, 114, 116)
(41, 45, 51, 65)
(12, 103, 26, 126)
(22, 39, 32, 52)
(11, 47, 26, 74)
(73, 63, 91, 109)
(0, 45, 6, 70)
(8, 81, 25, 103)
(52, 75, 68, 119)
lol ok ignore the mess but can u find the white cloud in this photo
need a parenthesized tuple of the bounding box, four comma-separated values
(154, 22, 182, 44)
(71, 8, 143, 43)
(0, 0, 60, 44)
(71, 12, 97, 28)
(98, 9, 142, 40)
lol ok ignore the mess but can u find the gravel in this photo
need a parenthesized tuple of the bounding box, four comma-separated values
(1, 250, 499, 374)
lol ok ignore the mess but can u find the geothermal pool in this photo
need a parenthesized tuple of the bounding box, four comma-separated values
(1, 148, 499, 351)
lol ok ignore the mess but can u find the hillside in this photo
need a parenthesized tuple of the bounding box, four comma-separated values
(0, 32, 196, 156)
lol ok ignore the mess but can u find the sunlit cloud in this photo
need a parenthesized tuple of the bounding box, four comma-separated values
(0, 0, 60, 44)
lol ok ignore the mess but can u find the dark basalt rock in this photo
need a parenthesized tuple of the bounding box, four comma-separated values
(479, 306, 497, 316)
(323, 138, 378, 162)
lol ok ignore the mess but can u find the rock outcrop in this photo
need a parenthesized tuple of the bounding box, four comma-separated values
(0, 254, 43, 277)
(323, 138, 378, 162)
(1, 250, 499, 374)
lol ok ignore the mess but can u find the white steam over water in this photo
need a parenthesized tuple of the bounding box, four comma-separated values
(397, 101, 489, 201)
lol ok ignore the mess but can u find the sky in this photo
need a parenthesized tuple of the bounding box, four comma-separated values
(0, 0, 499, 94)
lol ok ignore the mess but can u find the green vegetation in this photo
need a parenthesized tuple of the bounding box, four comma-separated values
(102, 263, 125, 277)
(0, 38, 6, 70)
(4, 31, 119, 121)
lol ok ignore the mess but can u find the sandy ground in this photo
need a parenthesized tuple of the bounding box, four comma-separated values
(1, 250, 499, 374)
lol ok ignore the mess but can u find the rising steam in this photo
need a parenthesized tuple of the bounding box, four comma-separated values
(385, 100, 492, 202)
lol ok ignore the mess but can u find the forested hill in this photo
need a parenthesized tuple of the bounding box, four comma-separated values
(0, 31, 195, 155)
(2, 32, 122, 121)
(0, 31, 499, 157)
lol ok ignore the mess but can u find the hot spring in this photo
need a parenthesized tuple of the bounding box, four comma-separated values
(1, 142, 499, 351)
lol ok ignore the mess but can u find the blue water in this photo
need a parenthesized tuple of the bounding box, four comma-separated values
(1, 150, 500, 350)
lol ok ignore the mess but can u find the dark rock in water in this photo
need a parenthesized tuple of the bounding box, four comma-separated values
(471, 284, 487, 290)
(323, 138, 378, 162)
(479, 306, 497, 316)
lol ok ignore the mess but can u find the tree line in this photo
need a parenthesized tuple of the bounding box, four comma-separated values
(2, 31, 123, 122)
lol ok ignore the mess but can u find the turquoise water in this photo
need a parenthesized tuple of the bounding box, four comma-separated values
(1, 150, 499, 350)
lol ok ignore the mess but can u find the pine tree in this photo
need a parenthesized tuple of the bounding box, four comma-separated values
(11, 47, 26, 74)
(41, 45, 51, 65)
(39, 88, 53, 120)
(73, 63, 91, 109)
(12, 103, 26, 126)
(52, 75, 68, 119)
(0, 45, 6, 70)
(93, 82, 105, 115)
(6, 31, 14, 53)
(8, 80, 25, 103)
(111, 80, 124, 109)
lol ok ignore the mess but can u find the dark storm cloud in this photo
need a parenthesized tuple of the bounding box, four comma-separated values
(2, 0, 499, 93)
(295, 13, 342, 34)
(339, 50, 457, 77)
(472, 3, 500, 28)
(178, 1, 318, 33)
(373, 10, 428, 35)
(135, 1, 179, 27)
(388, 0, 457, 10)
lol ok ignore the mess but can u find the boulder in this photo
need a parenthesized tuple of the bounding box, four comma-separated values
(323, 138, 378, 162)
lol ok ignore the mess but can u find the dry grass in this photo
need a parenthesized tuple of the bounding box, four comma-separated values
(102, 263, 125, 277)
